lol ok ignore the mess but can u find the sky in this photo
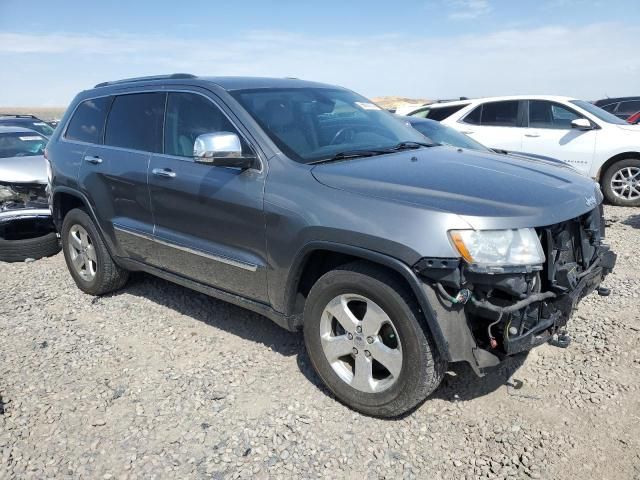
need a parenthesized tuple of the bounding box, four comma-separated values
(0, 0, 638, 106)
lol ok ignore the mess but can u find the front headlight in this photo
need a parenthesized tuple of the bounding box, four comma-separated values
(449, 228, 545, 272)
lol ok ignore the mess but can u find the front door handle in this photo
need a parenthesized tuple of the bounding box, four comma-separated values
(84, 155, 102, 164)
(152, 168, 176, 178)
(461, 130, 475, 134)
(525, 133, 541, 138)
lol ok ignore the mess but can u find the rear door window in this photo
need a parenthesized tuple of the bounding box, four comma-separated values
(528, 101, 582, 129)
(104, 93, 165, 152)
(65, 97, 112, 144)
(478, 101, 519, 127)
(463, 101, 520, 127)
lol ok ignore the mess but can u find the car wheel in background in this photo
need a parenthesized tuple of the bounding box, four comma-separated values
(61, 208, 129, 295)
(0, 227, 60, 263)
(602, 158, 640, 207)
(303, 261, 445, 417)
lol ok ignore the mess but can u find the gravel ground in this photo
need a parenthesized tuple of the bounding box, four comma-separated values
(1, 205, 639, 480)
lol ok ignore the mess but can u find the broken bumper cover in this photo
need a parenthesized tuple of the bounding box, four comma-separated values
(499, 246, 616, 356)
(0, 208, 52, 225)
(416, 207, 616, 375)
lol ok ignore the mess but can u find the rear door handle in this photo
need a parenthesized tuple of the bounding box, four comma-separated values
(84, 155, 102, 164)
(461, 130, 475, 134)
(152, 168, 176, 178)
(525, 133, 541, 138)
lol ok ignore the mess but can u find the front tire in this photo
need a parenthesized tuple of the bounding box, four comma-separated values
(602, 158, 640, 207)
(303, 262, 445, 417)
(61, 208, 129, 295)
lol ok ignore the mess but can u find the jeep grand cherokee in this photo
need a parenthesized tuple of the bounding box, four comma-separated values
(46, 74, 616, 417)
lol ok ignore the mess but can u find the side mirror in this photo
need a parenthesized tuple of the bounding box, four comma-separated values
(571, 118, 593, 130)
(193, 132, 257, 169)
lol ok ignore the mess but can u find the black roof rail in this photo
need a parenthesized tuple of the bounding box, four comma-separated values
(0, 114, 39, 119)
(94, 73, 197, 88)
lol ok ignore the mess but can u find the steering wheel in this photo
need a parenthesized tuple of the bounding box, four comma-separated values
(330, 127, 357, 145)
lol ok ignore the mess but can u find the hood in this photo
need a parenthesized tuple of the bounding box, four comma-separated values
(311, 147, 601, 230)
(616, 123, 640, 133)
(0, 155, 47, 184)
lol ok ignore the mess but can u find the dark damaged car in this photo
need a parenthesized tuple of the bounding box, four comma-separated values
(46, 75, 616, 417)
(0, 126, 60, 262)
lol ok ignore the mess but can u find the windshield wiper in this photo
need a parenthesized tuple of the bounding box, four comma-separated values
(390, 141, 437, 150)
(308, 149, 393, 164)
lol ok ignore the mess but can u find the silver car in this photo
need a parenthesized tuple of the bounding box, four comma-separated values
(0, 126, 60, 262)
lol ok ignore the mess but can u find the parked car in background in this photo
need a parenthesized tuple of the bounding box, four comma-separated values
(402, 116, 575, 169)
(398, 98, 470, 119)
(0, 126, 60, 262)
(627, 111, 640, 125)
(594, 97, 640, 121)
(413, 95, 640, 207)
(47, 74, 615, 417)
(0, 114, 56, 138)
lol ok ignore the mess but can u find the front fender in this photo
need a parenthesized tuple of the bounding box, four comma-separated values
(281, 241, 452, 361)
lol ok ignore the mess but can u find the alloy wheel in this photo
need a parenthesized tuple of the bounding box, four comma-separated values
(68, 225, 97, 281)
(611, 166, 640, 200)
(319, 293, 403, 393)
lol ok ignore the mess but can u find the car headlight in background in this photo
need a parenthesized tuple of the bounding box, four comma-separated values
(449, 228, 545, 272)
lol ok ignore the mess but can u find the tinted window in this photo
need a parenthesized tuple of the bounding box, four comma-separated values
(617, 100, 640, 114)
(528, 101, 581, 129)
(425, 104, 469, 121)
(463, 105, 482, 125)
(479, 101, 519, 127)
(600, 103, 618, 113)
(65, 97, 112, 144)
(164, 92, 242, 157)
(105, 93, 165, 152)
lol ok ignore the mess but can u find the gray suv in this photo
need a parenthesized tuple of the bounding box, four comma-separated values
(47, 74, 616, 417)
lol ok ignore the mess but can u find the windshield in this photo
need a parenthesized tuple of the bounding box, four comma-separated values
(24, 120, 55, 137)
(408, 119, 491, 152)
(231, 88, 428, 163)
(0, 132, 47, 159)
(570, 100, 628, 125)
(0, 119, 54, 137)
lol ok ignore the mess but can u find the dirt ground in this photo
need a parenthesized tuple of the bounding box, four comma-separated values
(1, 205, 639, 479)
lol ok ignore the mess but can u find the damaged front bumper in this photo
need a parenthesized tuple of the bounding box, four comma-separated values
(0, 181, 54, 237)
(415, 206, 617, 375)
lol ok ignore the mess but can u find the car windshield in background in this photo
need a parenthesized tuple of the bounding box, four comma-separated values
(409, 120, 491, 152)
(0, 119, 55, 137)
(570, 100, 628, 125)
(231, 88, 428, 163)
(0, 132, 47, 158)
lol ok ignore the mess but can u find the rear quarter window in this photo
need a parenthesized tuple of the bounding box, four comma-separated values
(65, 97, 112, 144)
(425, 104, 469, 121)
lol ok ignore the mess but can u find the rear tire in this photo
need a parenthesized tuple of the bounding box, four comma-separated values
(303, 261, 445, 417)
(602, 158, 640, 207)
(61, 208, 129, 295)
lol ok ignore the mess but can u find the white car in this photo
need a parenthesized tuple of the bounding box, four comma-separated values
(408, 96, 640, 207)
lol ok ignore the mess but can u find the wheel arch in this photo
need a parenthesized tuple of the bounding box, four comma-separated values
(51, 187, 118, 259)
(595, 152, 640, 181)
(284, 241, 450, 359)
